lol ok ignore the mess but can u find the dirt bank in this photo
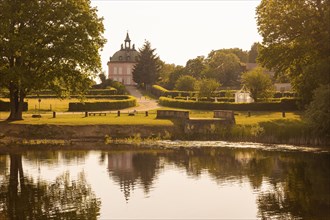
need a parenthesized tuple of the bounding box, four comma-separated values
(0, 124, 175, 144)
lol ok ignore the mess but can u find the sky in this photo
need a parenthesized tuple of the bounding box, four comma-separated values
(91, 0, 263, 73)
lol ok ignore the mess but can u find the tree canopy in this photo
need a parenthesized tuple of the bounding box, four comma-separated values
(132, 41, 160, 89)
(248, 42, 260, 63)
(241, 67, 274, 102)
(197, 78, 220, 99)
(0, 0, 106, 120)
(256, 0, 330, 104)
(175, 75, 197, 91)
(204, 51, 242, 87)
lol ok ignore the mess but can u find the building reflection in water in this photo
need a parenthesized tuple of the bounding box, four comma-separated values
(107, 151, 160, 202)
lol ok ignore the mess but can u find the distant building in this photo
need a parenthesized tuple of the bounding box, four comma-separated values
(107, 33, 139, 85)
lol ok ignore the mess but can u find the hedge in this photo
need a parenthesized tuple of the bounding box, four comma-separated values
(0, 101, 28, 111)
(152, 84, 297, 99)
(68, 95, 136, 111)
(174, 96, 235, 102)
(159, 97, 300, 111)
(26, 88, 117, 98)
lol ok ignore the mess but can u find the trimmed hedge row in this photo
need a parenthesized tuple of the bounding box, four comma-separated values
(152, 84, 298, 99)
(0, 101, 28, 111)
(159, 97, 300, 111)
(174, 96, 235, 102)
(26, 89, 117, 98)
(68, 95, 136, 111)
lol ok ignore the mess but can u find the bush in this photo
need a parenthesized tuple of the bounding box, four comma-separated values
(68, 95, 136, 111)
(305, 85, 330, 138)
(159, 97, 299, 111)
(0, 100, 28, 111)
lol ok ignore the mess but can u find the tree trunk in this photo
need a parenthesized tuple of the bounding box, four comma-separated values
(7, 83, 25, 121)
(8, 154, 24, 219)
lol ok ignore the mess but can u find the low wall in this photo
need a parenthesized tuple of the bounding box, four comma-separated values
(214, 110, 235, 124)
(156, 110, 189, 119)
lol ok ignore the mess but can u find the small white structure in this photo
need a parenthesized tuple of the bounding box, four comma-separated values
(235, 85, 254, 103)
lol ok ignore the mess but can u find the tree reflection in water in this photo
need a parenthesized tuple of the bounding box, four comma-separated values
(0, 147, 328, 219)
(107, 148, 330, 219)
(0, 154, 101, 219)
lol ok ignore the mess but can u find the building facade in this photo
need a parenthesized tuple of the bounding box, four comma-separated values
(107, 33, 139, 85)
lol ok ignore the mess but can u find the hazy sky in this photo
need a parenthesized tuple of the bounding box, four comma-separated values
(91, 0, 262, 73)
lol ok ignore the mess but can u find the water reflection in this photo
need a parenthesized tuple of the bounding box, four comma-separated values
(107, 152, 160, 201)
(105, 148, 330, 219)
(0, 145, 329, 219)
(0, 153, 101, 219)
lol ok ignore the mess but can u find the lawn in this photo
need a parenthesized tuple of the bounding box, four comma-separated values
(0, 98, 302, 125)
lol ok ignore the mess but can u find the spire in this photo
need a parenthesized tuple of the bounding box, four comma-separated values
(125, 32, 131, 42)
(124, 31, 131, 49)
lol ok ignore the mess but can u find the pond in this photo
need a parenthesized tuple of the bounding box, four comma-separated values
(0, 142, 329, 219)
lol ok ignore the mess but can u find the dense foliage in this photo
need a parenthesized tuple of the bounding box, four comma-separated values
(305, 85, 330, 139)
(241, 67, 274, 102)
(256, 0, 330, 104)
(0, 0, 106, 120)
(174, 75, 197, 91)
(132, 41, 160, 89)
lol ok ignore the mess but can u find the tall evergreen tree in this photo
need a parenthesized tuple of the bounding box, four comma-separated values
(132, 41, 160, 89)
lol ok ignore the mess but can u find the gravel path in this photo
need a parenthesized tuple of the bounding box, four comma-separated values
(125, 86, 160, 111)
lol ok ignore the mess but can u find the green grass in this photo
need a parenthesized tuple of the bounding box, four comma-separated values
(0, 98, 302, 126)
(0, 111, 173, 126)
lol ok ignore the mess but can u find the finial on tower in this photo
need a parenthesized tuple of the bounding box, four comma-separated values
(124, 31, 131, 49)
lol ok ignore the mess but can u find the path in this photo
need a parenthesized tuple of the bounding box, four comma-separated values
(125, 86, 160, 111)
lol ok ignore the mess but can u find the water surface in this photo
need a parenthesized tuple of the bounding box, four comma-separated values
(0, 142, 329, 219)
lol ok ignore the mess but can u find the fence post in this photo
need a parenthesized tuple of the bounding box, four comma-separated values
(282, 111, 286, 118)
(53, 111, 56, 118)
(117, 111, 120, 117)
(145, 111, 148, 117)
(85, 112, 88, 117)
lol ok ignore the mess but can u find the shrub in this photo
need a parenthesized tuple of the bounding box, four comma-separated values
(305, 85, 330, 138)
(68, 95, 136, 111)
(0, 100, 28, 111)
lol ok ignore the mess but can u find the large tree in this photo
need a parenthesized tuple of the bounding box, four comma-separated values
(241, 67, 274, 102)
(204, 51, 242, 87)
(0, 0, 106, 120)
(132, 41, 160, 89)
(256, 0, 330, 104)
(184, 56, 205, 79)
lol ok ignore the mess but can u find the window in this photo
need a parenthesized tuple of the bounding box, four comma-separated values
(127, 56, 130, 61)
(119, 56, 122, 61)
(114, 67, 117, 74)
(127, 67, 130, 75)
(118, 67, 122, 75)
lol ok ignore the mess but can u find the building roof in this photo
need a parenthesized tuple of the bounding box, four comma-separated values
(109, 33, 139, 63)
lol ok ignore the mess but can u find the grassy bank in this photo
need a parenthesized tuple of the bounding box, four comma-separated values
(0, 110, 301, 126)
